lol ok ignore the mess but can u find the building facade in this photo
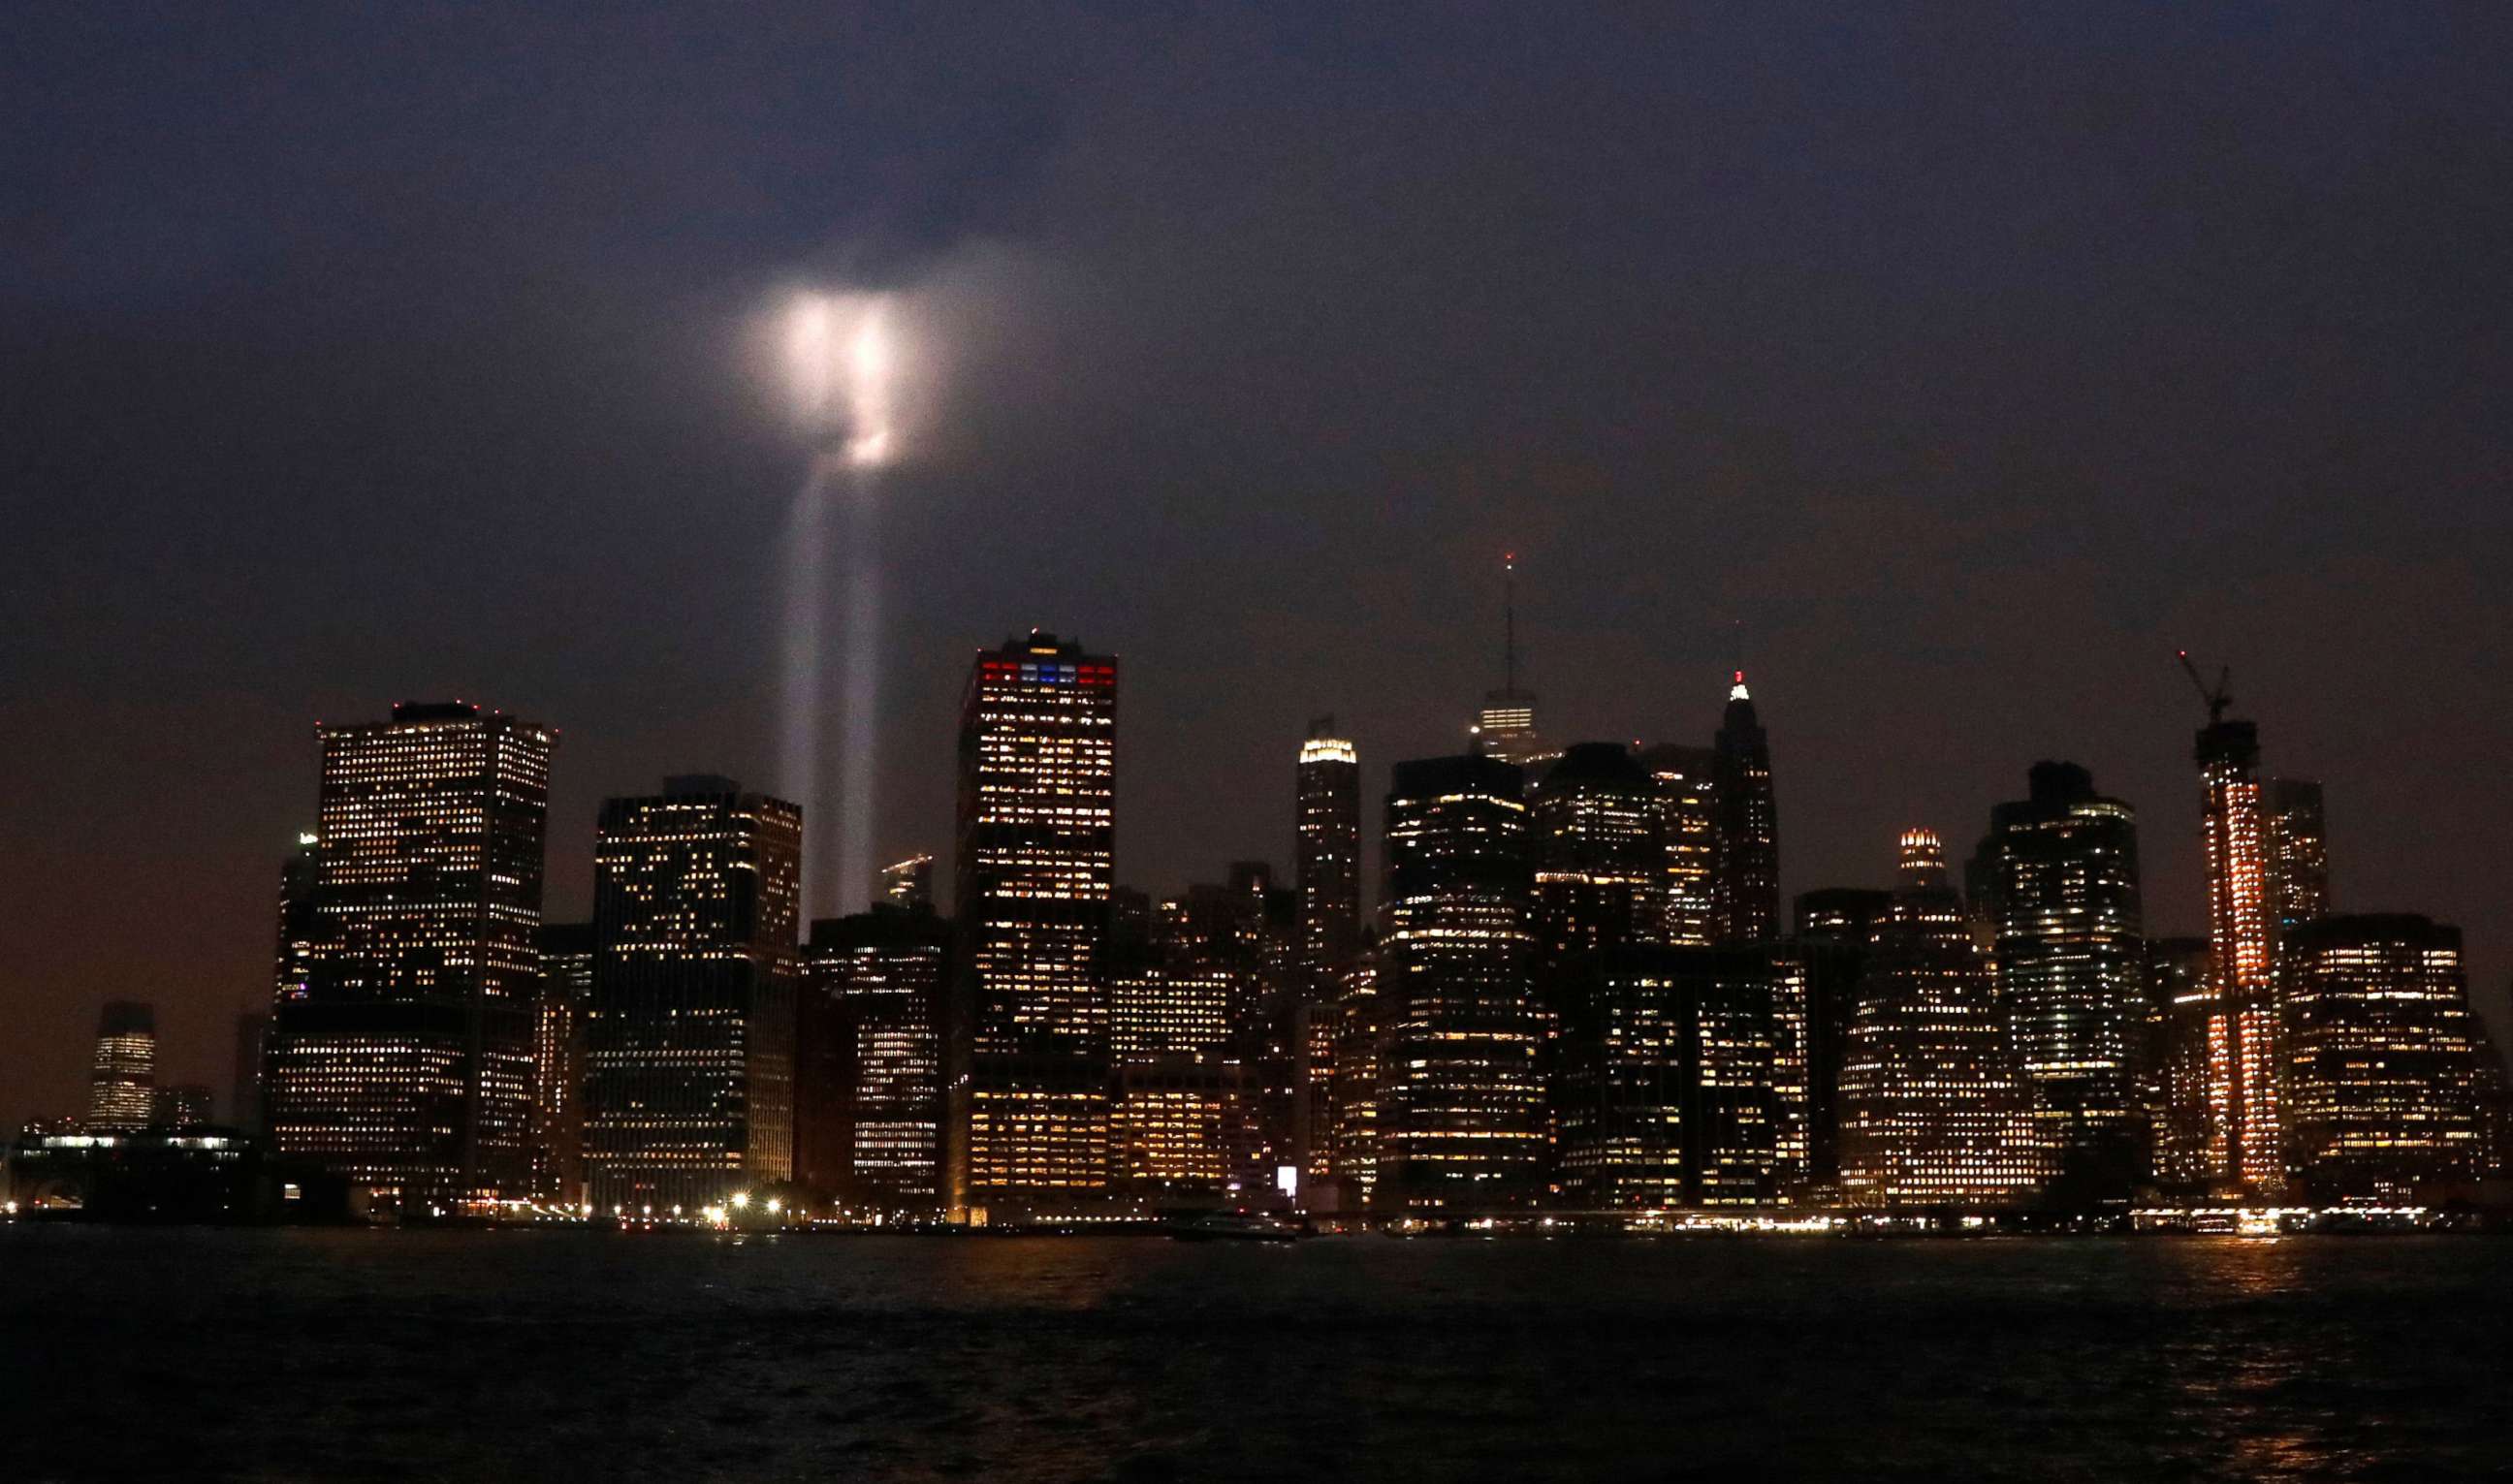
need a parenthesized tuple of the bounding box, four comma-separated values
(2284, 915, 2483, 1200)
(1378, 755, 1543, 1210)
(86, 1000, 158, 1132)
(530, 921, 592, 1205)
(1836, 830, 2051, 1208)
(1638, 744, 1719, 947)
(263, 702, 553, 1207)
(2142, 936, 2217, 1191)
(1974, 762, 2147, 1201)
(584, 777, 802, 1214)
(799, 907, 950, 1214)
(952, 631, 1119, 1216)
(2261, 778, 2331, 947)
(1553, 946, 1782, 1208)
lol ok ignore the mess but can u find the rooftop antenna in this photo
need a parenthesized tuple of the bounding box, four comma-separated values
(2176, 649, 2234, 727)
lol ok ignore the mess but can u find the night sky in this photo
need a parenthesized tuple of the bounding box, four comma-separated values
(7, 5, 2510, 1126)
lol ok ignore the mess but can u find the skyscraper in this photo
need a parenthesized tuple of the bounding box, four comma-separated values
(230, 1009, 270, 1133)
(1529, 742, 1669, 971)
(530, 921, 592, 1205)
(878, 854, 935, 911)
(1469, 555, 1554, 768)
(1710, 673, 1780, 944)
(1378, 754, 1543, 1210)
(799, 907, 950, 1214)
(2261, 778, 2331, 945)
(1836, 830, 2051, 1208)
(1974, 762, 2146, 1200)
(85, 1001, 157, 1132)
(952, 630, 1118, 1216)
(584, 776, 801, 1214)
(2194, 714, 2284, 1195)
(1789, 887, 1893, 1192)
(1531, 743, 1671, 1197)
(264, 701, 553, 1207)
(150, 1084, 213, 1129)
(1637, 744, 1719, 946)
(271, 832, 319, 1004)
(1553, 946, 1783, 1208)
(1296, 719, 1363, 976)
(1322, 948, 1385, 1205)
(2141, 936, 2216, 1191)
(2284, 915, 2483, 1200)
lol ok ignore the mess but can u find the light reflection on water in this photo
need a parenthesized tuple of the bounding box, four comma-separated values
(0, 1230, 2499, 1482)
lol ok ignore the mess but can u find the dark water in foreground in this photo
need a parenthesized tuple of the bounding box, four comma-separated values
(0, 1229, 2503, 1482)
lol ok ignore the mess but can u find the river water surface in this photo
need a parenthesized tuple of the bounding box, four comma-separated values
(0, 1228, 2501, 1481)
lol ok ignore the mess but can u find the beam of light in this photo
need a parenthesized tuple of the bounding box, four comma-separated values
(779, 290, 899, 916)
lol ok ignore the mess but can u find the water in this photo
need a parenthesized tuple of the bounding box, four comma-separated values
(0, 1230, 2502, 1482)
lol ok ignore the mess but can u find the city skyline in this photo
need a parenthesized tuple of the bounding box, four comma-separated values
(7, 8, 2511, 1141)
(6, 638, 2510, 1133)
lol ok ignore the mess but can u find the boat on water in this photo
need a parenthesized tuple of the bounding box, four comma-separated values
(1165, 1212, 1304, 1243)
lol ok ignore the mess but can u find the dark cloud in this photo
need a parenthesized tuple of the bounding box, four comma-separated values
(4, 3, 2510, 1120)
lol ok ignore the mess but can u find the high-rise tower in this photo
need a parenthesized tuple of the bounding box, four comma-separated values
(1710, 673, 1780, 944)
(584, 777, 802, 1213)
(2194, 710, 2283, 1195)
(1379, 754, 1543, 1209)
(2284, 915, 2483, 1200)
(1295, 718, 1363, 979)
(799, 906, 951, 1215)
(2262, 778, 2331, 946)
(951, 630, 1119, 1216)
(264, 701, 553, 1207)
(1836, 830, 2051, 1207)
(85, 1000, 158, 1132)
(1530, 742, 1669, 972)
(1637, 744, 1719, 946)
(1975, 762, 2147, 1199)
(1470, 554, 1552, 768)
(530, 921, 592, 1205)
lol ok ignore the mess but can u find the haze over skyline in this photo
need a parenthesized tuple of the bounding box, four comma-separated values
(6, 4, 2511, 1126)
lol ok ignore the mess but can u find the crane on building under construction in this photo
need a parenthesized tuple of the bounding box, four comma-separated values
(2176, 649, 2234, 727)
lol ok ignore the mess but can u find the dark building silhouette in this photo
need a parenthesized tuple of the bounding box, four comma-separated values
(952, 631, 1118, 1216)
(1637, 744, 1719, 946)
(2261, 778, 2331, 946)
(1974, 762, 2146, 1202)
(86, 1000, 157, 1132)
(1296, 719, 1363, 976)
(2142, 936, 2216, 1191)
(1379, 754, 1543, 1210)
(263, 702, 552, 1208)
(271, 833, 318, 1004)
(585, 777, 801, 1215)
(1710, 673, 1779, 944)
(1789, 887, 1893, 1190)
(230, 1009, 270, 1133)
(530, 921, 592, 1205)
(1837, 830, 2050, 1208)
(799, 907, 951, 1215)
(1554, 945, 1783, 1208)
(149, 1083, 212, 1130)
(2284, 915, 2484, 1200)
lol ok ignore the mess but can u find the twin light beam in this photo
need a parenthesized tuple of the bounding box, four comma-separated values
(781, 293, 896, 916)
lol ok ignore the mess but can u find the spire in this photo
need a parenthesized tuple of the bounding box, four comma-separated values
(1503, 551, 1517, 695)
(1729, 668, 1750, 703)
